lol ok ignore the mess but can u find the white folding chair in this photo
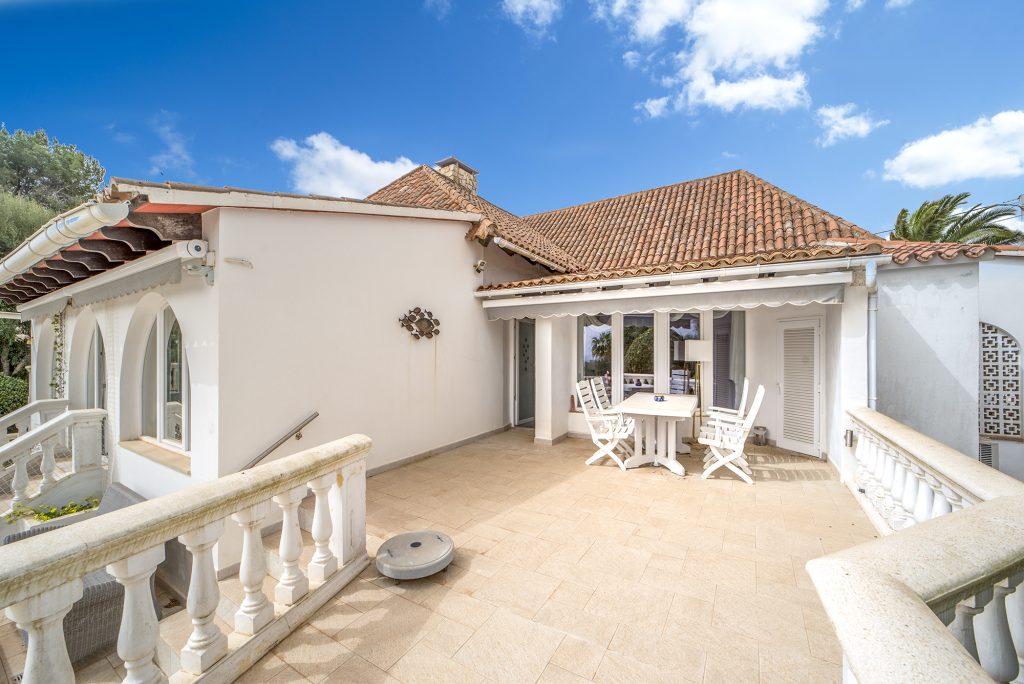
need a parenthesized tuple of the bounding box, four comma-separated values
(576, 380, 634, 471)
(698, 384, 765, 485)
(706, 377, 749, 422)
(590, 379, 633, 457)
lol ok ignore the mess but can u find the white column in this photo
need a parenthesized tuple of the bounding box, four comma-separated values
(653, 312, 669, 395)
(273, 485, 309, 605)
(331, 458, 368, 566)
(976, 579, 1019, 683)
(913, 468, 934, 523)
(534, 316, 572, 445)
(1006, 573, 1024, 684)
(107, 545, 166, 684)
(178, 520, 228, 674)
(38, 436, 58, 493)
(930, 480, 953, 519)
(307, 473, 337, 582)
(5, 579, 83, 684)
(899, 458, 919, 528)
(836, 286, 868, 481)
(611, 313, 624, 404)
(231, 501, 273, 635)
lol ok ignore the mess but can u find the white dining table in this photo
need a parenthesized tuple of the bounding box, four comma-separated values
(612, 393, 698, 477)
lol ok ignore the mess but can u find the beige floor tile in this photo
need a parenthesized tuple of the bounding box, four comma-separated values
(337, 578, 395, 613)
(454, 608, 564, 684)
(388, 642, 483, 684)
(419, 616, 475, 657)
(484, 531, 560, 570)
(308, 596, 364, 637)
(712, 588, 808, 648)
(585, 582, 671, 628)
(609, 620, 706, 683)
(420, 586, 496, 629)
(576, 539, 651, 582)
(335, 594, 439, 670)
(75, 656, 121, 684)
(534, 599, 619, 647)
(549, 634, 606, 679)
(472, 563, 559, 618)
(327, 654, 402, 683)
(236, 652, 292, 684)
(550, 580, 594, 610)
(595, 650, 695, 684)
(759, 649, 841, 683)
(274, 623, 353, 682)
(538, 662, 593, 684)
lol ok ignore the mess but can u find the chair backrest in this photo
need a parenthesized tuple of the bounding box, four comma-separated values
(575, 380, 601, 422)
(742, 385, 766, 430)
(735, 378, 750, 418)
(590, 378, 612, 411)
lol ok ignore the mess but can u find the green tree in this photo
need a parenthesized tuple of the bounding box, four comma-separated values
(624, 327, 654, 374)
(591, 331, 611, 365)
(0, 126, 105, 212)
(891, 193, 1023, 245)
(0, 191, 52, 255)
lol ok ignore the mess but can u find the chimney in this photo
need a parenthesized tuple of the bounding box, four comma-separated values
(435, 156, 479, 194)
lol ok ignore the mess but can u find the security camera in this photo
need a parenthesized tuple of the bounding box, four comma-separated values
(474, 259, 487, 273)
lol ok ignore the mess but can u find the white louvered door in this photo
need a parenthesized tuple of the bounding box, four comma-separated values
(777, 318, 822, 457)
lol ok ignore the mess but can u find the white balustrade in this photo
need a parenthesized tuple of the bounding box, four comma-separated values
(0, 433, 371, 684)
(813, 407, 1024, 684)
(231, 501, 273, 635)
(107, 546, 165, 684)
(273, 485, 309, 605)
(178, 520, 228, 674)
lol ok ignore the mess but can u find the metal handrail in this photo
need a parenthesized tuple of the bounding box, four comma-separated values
(240, 411, 319, 471)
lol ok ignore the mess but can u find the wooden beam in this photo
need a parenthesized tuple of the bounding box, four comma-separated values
(32, 267, 76, 286)
(21, 272, 62, 289)
(125, 212, 202, 241)
(46, 259, 93, 277)
(76, 238, 139, 262)
(100, 226, 169, 252)
(10, 279, 48, 295)
(60, 250, 116, 271)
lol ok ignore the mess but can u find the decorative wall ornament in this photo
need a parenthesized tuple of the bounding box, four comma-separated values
(981, 322, 1021, 438)
(399, 308, 440, 340)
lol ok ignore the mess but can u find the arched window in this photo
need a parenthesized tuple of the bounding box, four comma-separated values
(980, 322, 1022, 438)
(85, 325, 106, 409)
(141, 306, 190, 449)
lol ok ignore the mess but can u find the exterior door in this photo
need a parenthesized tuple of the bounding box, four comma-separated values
(516, 319, 535, 426)
(777, 318, 822, 457)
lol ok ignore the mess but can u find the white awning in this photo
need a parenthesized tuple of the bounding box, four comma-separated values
(482, 272, 851, 320)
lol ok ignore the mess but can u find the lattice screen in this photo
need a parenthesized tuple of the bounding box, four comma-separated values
(980, 322, 1022, 438)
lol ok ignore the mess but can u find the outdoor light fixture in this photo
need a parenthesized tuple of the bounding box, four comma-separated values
(399, 307, 440, 339)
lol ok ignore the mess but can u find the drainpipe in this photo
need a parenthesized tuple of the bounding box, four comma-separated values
(0, 201, 131, 285)
(865, 259, 878, 409)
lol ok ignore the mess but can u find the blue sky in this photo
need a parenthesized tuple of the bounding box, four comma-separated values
(2, 0, 1022, 235)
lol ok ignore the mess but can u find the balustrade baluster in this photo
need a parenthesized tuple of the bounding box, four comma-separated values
(888, 454, 910, 527)
(10, 451, 28, 504)
(232, 501, 273, 635)
(307, 473, 338, 582)
(952, 590, 993, 662)
(178, 520, 228, 674)
(976, 579, 1020, 683)
(107, 545, 165, 684)
(38, 437, 58, 493)
(929, 477, 952, 519)
(852, 428, 868, 488)
(947, 488, 965, 513)
(273, 485, 309, 604)
(899, 458, 919, 527)
(1005, 573, 1024, 684)
(5, 579, 83, 684)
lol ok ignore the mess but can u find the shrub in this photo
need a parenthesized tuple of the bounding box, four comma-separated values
(0, 374, 28, 416)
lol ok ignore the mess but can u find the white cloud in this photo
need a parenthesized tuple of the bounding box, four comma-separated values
(623, 50, 641, 68)
(636, 95, 671, 118)
(424, 0, 452, 17)
(815, 103, 888, 146)
(883, 111, 1024, 188)
(271, 133, 416, 198)
(594, 0, 827, 113)
(502, 0, 563, 33)
(885, 0, 912, 7)
(845, 0, 865, 10)
(148, 111, 194, 177)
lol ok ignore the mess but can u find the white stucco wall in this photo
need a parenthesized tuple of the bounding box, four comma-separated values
(212, 207, 540, 475)
(876, 263, 980, 456)
(979, 258, 1024, 477)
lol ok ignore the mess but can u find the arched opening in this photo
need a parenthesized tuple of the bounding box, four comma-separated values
(121, 294, 191, 451)
(68, 308, 107, 410)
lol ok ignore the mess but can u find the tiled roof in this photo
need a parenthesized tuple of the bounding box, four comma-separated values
(476, 244, 882, 291)
(366, 166, 584, 272)
(522, 169, 875, 271)
(828, 238, 1006, 264)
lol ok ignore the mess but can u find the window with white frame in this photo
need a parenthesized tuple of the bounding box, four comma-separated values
(578, 314, 612, 395)
(980, 322, 1021, 438)
(141, 307, 190, 450)
(623, 314, 654, 397)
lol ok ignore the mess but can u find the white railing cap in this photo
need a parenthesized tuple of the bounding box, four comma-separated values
(848, 406, 1024, 502)
(0, 433, 371, 608)
(0, 408, 107, 465)
(0, 398, 69, 431)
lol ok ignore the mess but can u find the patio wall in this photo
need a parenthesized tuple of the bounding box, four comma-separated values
(876, 263, 980, 456)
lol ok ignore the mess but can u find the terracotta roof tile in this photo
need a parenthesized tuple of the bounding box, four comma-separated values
(828, 238, 999, 264)
(367, 166, 583, 272)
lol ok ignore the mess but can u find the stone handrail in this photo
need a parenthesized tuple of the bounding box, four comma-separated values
(0, 398, 68, 437)
(809, 408, 1024, 683)
(1, 408, 105, 506)
(0, 433, 371, 683)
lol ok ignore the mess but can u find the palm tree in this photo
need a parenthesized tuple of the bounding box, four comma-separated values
(891, 193, 1023, 245)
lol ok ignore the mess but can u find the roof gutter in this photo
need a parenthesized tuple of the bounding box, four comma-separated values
(492, 236, 566, 273)
(476, 253, 891, 299)
(0, 201, 130, 287)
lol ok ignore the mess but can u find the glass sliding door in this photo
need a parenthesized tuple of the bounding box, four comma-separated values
(623, 314, 654, 397)
(578, 314, 612, 399)
(712, 311, 746, 409)
(668, 313, 700, 395)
